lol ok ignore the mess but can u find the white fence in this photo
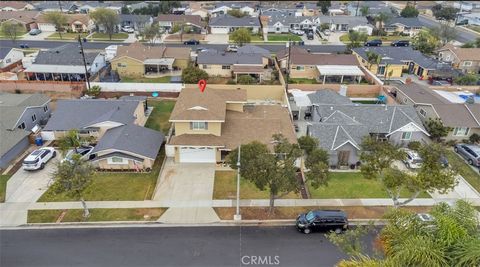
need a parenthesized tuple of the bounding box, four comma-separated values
(90, 82, 185, 93)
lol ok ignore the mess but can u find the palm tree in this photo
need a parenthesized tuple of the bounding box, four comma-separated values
(365, 51, 382, 73)
(375, 12, 390, 36)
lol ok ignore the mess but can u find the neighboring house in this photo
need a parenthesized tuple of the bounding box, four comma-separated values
(352, 46, 443, 78)
(36, 13, 94, 33)
(111, 42, 190, 79)
(266, 13, 320, 33)
(118, 14, 152, 32)
(393, 83, 480, 142)
(301, 3, 320, 16)
(23, 43, 106, 81)
(197, 48, 269, 82)
(277, 47, 365, 84)
(155, 14, 205, 33)
(453, 1, 480, 12)
(458, 12, 480, 26)
(166, 88, 297, 163)
(0, 1, 35, 11)
(209, 15, 260, 34)
(0, 47, 24, 69)
(0, 10, 41, 31)
(209, 2, 257, 17)
(304, 90, 429, 167)
(0, 93, 51, 169)
(185, 7, 209, 19)
(42, 98, 163, 171)
(319, 16, 373, 34)
(381, 17, 423, 37)
(78, 2, 123, 14)
(347, 1, 397, 17)
(436, 43, 480, 74)
(33, 1, 79, 13)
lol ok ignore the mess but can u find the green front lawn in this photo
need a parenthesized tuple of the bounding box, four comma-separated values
(144, 100, 175, 134)
(46, 32, 88, 40)
(339, 34, 411, 43)
(0, 31, 26, 39)
(213, 171, 300, 199)
(0, 175, 11, 203)
(88, 32, 129, 40)
(121, 76, 172, 83)
(228, 34, 264, 42)
(288, 78, 319, 84)
(308, 172, 431, 199)
(268, 34, 302, 42)
(28, 208, 167, 223)
(445, 150, 480, 193)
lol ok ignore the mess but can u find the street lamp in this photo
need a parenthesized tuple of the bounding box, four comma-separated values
(77, 34, 91, 90)
(180, 22, 192, 43)
(285, 39, 292, 93)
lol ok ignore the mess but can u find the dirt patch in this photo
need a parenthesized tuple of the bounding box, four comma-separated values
(214, 206, 432, 220)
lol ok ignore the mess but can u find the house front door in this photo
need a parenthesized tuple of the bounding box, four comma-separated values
(337, 151, 350, 166)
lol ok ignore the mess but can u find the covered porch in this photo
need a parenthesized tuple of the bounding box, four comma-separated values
(24, 64, 89, 81)
(232, 65, 264, 83)
(316, 65, 365, 84)
(144, 58, 176, 76)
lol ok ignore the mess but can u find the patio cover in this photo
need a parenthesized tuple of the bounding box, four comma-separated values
(24, 64, 88, 74)
(232, 65, 264, 74)
(288, 89, 314, 107)
(144, 58, 175, 66)
(316, 65, 364, 76)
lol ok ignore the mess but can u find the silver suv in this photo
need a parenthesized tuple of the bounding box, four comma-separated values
(454, 144, 480, 166)
(22, 147, 56, 171)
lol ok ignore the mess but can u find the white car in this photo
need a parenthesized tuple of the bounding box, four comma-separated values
(225, 45, 238, 52)
(121, 26, 134, 33)
(290, 29, 304, 35)
(61, 146, 94, 163)
(323, 29, 331, 36)
(403, 149, 423, 169)
(22, 147, 56, 171)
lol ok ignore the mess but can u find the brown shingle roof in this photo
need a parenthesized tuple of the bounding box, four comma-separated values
(437, 43, 480, 61)
(394, 83, 448, 104)
(169, 88, 247, 121)
(0, 10, 40, 24)
(277, 47, 359, 66)
(155, 14, 204, 27)
(36, 13, 91, 25)
(114, 42, 190, 61)
(0, 1, 30, 9)
(432, 104, 480, 128)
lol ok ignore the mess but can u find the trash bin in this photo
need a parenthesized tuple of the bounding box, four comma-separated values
(35, 136, 43, 146)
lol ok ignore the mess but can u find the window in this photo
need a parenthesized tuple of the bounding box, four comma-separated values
(18, 122, 25, 129)
(377, 65, 386, 75)
(401, 132, 412, 140)
(190, 121, 208, 130)
(296, 66, 305, 71)
(419, 108, 427, 117)
(202, 64, 209, 69)
(43, 106, 48, 112)
(117, 63, 126, 67)
(453, 127, 470, 136)
(108, 156, 127, 164)
(222, 65, 231, 70)
(463, 61, 473, 67)
(31, 114, 36, 122)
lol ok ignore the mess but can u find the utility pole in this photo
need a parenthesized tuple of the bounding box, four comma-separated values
(58, 1, 63, 13)
(285, 40, 292, 93)
(355, 0, 359, 16)
(234, 145, 241, 221)
(78, 35, 91, 90)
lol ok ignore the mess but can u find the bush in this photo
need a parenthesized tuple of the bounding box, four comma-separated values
(407, 141, 421, 150)
(445, 140, 457, 147)
(181, 65, 208, 83)
(237, 75, 255, 84)
(85, 85, 101, 97)
(454, 74, 479, 85)
(469, 133, 480, 144)
(226, 79, 236, 85)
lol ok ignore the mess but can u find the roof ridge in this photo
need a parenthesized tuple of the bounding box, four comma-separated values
(331, 125, 340, 150)
(464, 104, 480, 127)
(339, 125, 358, 146)
(388, 106, 396, 133)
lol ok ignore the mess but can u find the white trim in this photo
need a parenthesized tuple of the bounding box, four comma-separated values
(107, 156, 128, 164)
(387, 122, 430, 137)
(331, 126, 340, 150)
(332, 140, 360, 151)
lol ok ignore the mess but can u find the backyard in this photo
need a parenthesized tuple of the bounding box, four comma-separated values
(144, 100, 176, 134)
(444, 150, 480, 193)
(121, 76, 172, 83)
(28, 208, 167, 223)
(288, 78, 318, 84)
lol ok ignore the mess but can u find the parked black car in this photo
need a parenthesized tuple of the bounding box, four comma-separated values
(391, 40, 410, 47)
(296, 210, 348, 234)
(307, 32, 314, 40)
(19, 44, 29, 49)
(183, 39, 199, 45)
(365, 39, 382, 46)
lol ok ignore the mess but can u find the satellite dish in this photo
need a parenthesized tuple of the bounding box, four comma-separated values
(152, 92, 159, 97)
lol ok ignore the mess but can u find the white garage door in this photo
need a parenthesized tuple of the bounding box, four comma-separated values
(38, 23, 56, 32)
(179, 147, 216, 163)
(211, 27, 229, 34)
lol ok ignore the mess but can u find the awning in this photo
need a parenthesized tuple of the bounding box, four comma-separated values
(288, 89, 314, 107)
(232, 65, 264, 74)
(316, 65, 364, 76)
(144, 58, 175, 66)
(24, 64, 88, 74)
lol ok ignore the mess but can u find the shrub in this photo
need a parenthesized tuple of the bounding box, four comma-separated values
(237, 75, 255, 84)
(469, 133, 480, 144)
(407, 141, 421, 150)
(181, 65, 208, 83)
(85, 85, 101, 97)
(445, 140, 457, 147)
(454, 74, 479, 85)
(226, 79, 236, 85)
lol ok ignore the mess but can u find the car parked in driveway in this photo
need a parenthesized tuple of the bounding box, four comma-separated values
(454, 143, 480, 166)
(183, 39, 199, 45)
(121, 26, 134, 33)
(403, 149, 423, 169)
(28, 29, 42, 35)
(61, 146, 94, 163)
(365, 39, 382, 46)
(22, 147, 56, 171)
(296, 210, 348, 234)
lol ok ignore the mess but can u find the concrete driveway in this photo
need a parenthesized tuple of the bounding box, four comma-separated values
(205, 34, 229, 44)
(20, 31, 53, 41)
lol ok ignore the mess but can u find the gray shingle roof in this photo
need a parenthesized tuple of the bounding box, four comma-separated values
(210, 15, 260, 27)
(319, 15, 369, 26)
(91, 124, 164, 160)
(237, 45, 271, 59)
(43, 99, 140, 131)
(386, 17, 423, 27)
(268, 14, 318, 25)
(352, 46, 441, 69)
(34, 44, 99, 66)
(119, 14, 151, 24)
(197, 49, 262, 65)
(308, 90, 353, 106)
(0, 48, 12, 60)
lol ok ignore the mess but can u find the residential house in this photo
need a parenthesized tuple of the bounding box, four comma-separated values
(319, 16, 373, 34)
(111, 42, 190, 79)
(155, 14, 205, 33)
(0, 1, 35, 11)
(352, 46, 444, 78)
(277, 47, 365, 84)
(265, 13, 320, 33)
(301, 3, 320, 16)
(458, 12, 480, 26)
(209, 2, 257, 17)
(42, 98, 164, 171)
(23, 43, 106, 81)
(436, 43, 480, 74)
(393, 83, 480, 142)
(303, 90, 429, 167)
(36, 13, 94, 33)
(78, 2, 123, 14)
(118, 14, 152, 32)
(0, 93, 51, 169)
(453, 1, 480, 12)
(0, 48, 24, 69)
(347, 1, 397, 17)
(126, 2, 149, 12)
(166, 88, 297, 163)
(0, 10, 41, 31)
(185, 7, 209, 19)
(209, 15, 260, 34)
(33, 1, 79, 13)
(197, 47, 270, 82)
(381, 17, 423, 36)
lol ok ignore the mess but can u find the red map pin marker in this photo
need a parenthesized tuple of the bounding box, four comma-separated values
(198, 79, 207, 93)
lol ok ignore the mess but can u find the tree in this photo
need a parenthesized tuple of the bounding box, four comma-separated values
(374, 12, 390, 35)
(424, 118, 451, 142)
(121, 5, 130, 14)
(432, 4, 458, 21)
(85, 85, 101, 97)
(360, 6, 369, 16)
(412, 30, 440, 54)
(365, 51, 382, 71)
(347, 30, 368, 50)
(461, 42, 476, 48)
(298, 135, 319, 155)
(141, 23, 162, 44)
(0, 21, 24, 42)
(455, 73, 479, 85)
(44, 11, 67, 39)
(237, 75, 255, 84)
(51, 154, 95, 219)
(320, 23, 330, 31)
(470, 133, 480, 144)
(90, 8, 119, 40)
(359, 137, 405, 180)
(317, 0, 331, 15)
(227, 9, 246, 18)
(57, 129, 91, 155)
(326, 223, 375, 257)
(226, 134, 302, 209)
(476, 37, 480, 48)
(230, 28, 251, 46)
(400, 5, 419, 18)
(430, 24, 456, 45)
(181, 65, 208, 83)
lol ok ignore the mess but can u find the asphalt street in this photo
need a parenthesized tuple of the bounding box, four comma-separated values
(0, 39, 347, 53)
(417, 16, 478, 43)
(0, 225, 377, 267)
